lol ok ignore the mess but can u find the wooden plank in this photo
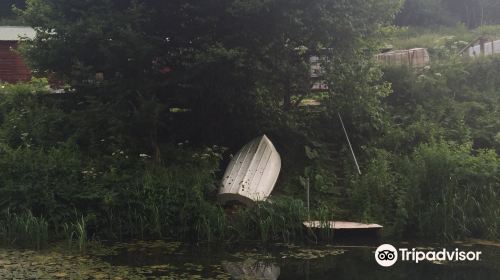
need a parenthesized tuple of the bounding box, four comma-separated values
(303, 220, 383, 230)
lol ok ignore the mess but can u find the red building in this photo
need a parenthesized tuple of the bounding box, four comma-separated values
(0, 26, 35, 83)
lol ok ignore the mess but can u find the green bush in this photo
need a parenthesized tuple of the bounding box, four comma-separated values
(0, 143, 86, 226)
(0, 62, 499, 246)
(0, 78, 74, 149)
(383, 57, 500, 153)
(349, 56, 500, 240)
(402, 143, 499, 239)
(349, 142, 499, 240)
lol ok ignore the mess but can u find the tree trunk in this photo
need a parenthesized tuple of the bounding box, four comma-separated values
(283, 79, 292, 111)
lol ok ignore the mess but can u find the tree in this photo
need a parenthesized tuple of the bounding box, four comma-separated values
(396, 0, 500, 28)
(0, 0, 25, 19)
(395, 0, 456, 27)
(442, 0, 500, 28)
(18, 0, 402, 155)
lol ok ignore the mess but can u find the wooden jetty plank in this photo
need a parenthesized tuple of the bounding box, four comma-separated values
(303, 221, 383, 229)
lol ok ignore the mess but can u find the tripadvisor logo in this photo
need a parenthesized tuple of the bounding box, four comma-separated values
(374, 244, 482, 267)
(375, 244, 398, 267)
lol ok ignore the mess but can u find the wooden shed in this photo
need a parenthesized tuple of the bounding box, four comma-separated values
(460, 37, 500, 57)
(375, 48, 430, 68)
(0, 26, 35, 83)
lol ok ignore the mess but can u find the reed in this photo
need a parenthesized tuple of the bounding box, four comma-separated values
(75, 216, 87, 254)
(62, 222, 75, 249)
(195, 204, 230, 242)
(150, 203, 162, 238)
(226, 197, 306, 243)
(314, 205, 335, 241)
(62, 215, 88, 253)
(0, 209, 48, 250)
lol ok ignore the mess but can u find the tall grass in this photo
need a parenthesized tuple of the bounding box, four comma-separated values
(0, 210, 49, 250)
(349, 143, 500, 240)
(195, 204, 229, 243)
(314, 205, 335, 241)
(228, 197, 306, 243)
(62, 215, 88, 254)
(74, 216, 88, 253)
(388, 25, 473, 50)
(386, 24, 500, 60)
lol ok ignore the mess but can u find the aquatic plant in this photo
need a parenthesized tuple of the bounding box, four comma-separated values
(228, 197, 306, 243)
(0, 209, 48, 250)
(74, 216, 88, 254)
(61, 215, 88, 253)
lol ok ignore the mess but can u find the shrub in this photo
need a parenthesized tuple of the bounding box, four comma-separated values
(349, 142, 499, 240)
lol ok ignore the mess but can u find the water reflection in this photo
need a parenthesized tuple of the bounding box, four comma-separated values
(222, 259, 280, 280)
(100, 241, 500, 280)
(277, 245, 500, 280)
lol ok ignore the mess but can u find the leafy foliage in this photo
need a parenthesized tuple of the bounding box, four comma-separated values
(0, 210, 48, 250)
(346, 56, 500, 240)
(349, 143, 499, 239)
(0, 1, 499, 246)
(0, 0, 25, 19)
(396, 0, 500, 28)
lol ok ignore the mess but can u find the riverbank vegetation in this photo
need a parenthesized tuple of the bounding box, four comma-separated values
(387, 25, 500, 57)
(0, 0, 499, 249)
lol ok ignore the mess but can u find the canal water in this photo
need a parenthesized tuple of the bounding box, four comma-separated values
(100, 240, 500, 279)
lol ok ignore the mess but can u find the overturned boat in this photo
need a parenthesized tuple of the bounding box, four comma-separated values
(218, 135, 281, 206)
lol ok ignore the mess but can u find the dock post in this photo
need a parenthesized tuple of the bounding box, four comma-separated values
(306, 177, 310, 221)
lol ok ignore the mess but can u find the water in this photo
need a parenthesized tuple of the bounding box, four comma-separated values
(101, 241, 500, 280)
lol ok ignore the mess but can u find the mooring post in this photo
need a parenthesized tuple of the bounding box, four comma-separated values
(480, 37, 487, 56)
(306, 177, 310, 221)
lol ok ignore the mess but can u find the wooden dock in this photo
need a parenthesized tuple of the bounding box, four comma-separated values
(303, 221, 383, 241)
(303, 221, 383, 230)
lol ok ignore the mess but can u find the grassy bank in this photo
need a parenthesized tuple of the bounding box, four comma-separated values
(1, 54, 499, 249)
(386, 24, 500, 59)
